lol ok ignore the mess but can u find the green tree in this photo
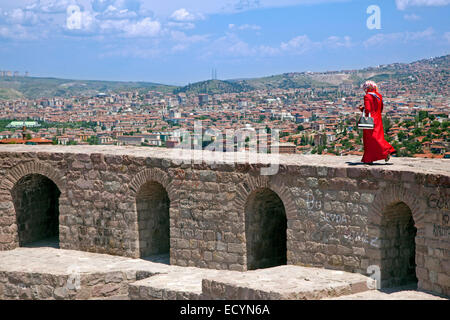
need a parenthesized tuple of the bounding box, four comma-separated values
(382, 116, 392, 134)
(418, 111, 428, 122)
(413, 128, 423, 136)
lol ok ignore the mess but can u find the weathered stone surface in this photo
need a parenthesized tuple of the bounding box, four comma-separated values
(202, 265, 375, 300)
(0, 145, 448, 297)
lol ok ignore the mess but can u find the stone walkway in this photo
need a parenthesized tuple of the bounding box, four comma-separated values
(327, 284, 448, 300)
(0, 247, 447, 300)
(0, 145, 448, 176)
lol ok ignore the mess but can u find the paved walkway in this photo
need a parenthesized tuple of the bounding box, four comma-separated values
(0, 247, 447, 300)
(0, 145, 448, 176)
(327, 284, 448, 300)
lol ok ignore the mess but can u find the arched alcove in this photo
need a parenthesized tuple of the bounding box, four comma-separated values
(245, 188, 287, 270)
(380, 201, 417, 288)
(12, 173, 61, 247)
(136, 181, 170, 258)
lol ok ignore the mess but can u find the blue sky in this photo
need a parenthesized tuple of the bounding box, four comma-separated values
(0, 0, 449, 85)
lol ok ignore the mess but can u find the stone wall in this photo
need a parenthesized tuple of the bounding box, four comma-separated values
(0, 270, 151, 300)
(0, 146, 448, 296)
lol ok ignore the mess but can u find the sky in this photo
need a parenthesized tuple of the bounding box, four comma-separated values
(0, 0, 449, 85)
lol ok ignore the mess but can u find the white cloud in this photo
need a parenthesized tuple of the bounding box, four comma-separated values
(280, 35, 314, 53)
(167, 21, 196, 30)
(231, 0, 261, 12)
(205, 32, 353, 58)
(170, 30, 208, 51)
(324, 35, 352, 48)
(364, 27, 434, 47)
(0, 23, 43, 40)
(122, 17, 161, 37)
(28, 0, 78, 14)
(170, 8, 204, 21)
(228, 23, 261, 31)
(204, 33, 256, 57)
(403, 13, 421, 21)
(97, 5, 138, 20)
(100, 46, 161, 58)
(170, 30, 208, 43)
(92, 0, 114, 13)
(0, 8, 41, 26)
(395, 0, 450, 10)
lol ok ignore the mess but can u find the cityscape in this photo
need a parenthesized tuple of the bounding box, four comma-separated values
(0, 0, 449, 307)
(0, 54, 449, 159)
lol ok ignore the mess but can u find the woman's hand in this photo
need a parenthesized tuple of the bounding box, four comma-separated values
(358, 105, 364, 112)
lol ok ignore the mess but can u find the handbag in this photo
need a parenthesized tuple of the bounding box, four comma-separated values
(358, 108, 374, 130)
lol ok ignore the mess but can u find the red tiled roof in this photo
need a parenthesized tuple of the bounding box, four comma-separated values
(27, 137, 53, 143)
(0, 138, 26, 144)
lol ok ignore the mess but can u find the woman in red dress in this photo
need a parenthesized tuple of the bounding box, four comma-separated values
(359, 81, 396, 164)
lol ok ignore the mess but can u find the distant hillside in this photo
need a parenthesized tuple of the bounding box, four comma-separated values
(1, 54, 448, 98)
(0, 76, 177, 99)
(0, 88, 24, 100)
(173, 79, 253, 95)
(234, 73, 335, 90)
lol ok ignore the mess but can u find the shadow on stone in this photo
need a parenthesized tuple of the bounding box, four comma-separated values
(141, 253, 170, 265)
(346, 162, 394, 166)
(22, 236, 59, 249)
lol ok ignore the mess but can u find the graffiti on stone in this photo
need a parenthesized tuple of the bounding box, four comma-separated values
(427, 193, 449, 210)
(306, 190, 322, 211)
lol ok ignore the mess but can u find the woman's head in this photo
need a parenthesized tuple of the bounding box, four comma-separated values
(362, 80, 378, 93)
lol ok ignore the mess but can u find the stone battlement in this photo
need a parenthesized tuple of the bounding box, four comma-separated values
(0, 145, 448, 296)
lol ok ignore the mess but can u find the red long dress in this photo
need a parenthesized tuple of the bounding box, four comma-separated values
(361, 90, 395, 163)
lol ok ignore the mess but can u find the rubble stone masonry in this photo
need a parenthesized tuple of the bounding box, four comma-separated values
(0, 145, 448, 296)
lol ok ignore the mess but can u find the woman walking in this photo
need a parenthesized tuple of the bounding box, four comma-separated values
(359, 81, 396, 164)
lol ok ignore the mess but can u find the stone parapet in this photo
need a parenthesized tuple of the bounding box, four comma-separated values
(0, 145, 448, 296)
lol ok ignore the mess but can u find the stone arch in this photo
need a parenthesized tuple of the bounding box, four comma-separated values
(234, 175, 298, 220)
(129, 168, 175, 202)
(368, 185, 423, 288)
(368, 184, 424, 230)
(0, 161, 66, 249)
(129, 168, 174, 259)
(0, 161, 66, 194)
(235, 175, 296, 270)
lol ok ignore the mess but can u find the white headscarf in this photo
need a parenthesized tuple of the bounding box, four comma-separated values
(362, 80, 378, 92)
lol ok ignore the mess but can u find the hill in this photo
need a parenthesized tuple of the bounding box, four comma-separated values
(173, 79, 253, 95)
(0, 88, 24, 100)
(0, 76, 176, 99)
(1, 54, 448, 98)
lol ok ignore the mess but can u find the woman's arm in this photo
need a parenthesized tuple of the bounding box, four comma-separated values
(363, 94, 372, 116)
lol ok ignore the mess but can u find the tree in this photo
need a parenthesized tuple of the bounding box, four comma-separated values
(301, 135, 307, 146)
(297, 125, 304, 132)
(382, 115, 392, 134)
(432, 121, 441, 128)
(418, 111, 429, 122)
(87, 136, 99, 145)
